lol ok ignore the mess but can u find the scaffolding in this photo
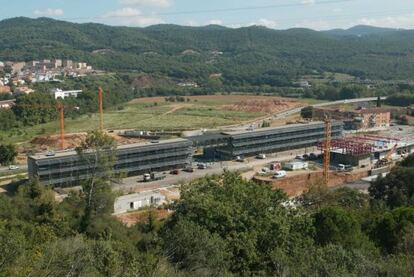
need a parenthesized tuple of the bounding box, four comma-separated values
(318, 138, 374, 156)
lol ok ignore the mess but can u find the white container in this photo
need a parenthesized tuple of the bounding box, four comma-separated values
(284, 161, 308, 171)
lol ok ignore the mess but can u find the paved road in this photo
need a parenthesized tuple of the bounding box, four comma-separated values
(273, 97, 388, 120)
(0, 165, 28, 174)
(116, 146, 318, 193)
(231, 97, 388, 131)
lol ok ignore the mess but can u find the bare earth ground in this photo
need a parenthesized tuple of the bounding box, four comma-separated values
(114, 209, 171, 227)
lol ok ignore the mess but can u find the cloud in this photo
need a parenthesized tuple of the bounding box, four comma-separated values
(356, 14, 414, 29)
(103, 7, 141, 18)
(208, 19, 223, 25)
(119, 0, 172, 8)
(252, 18, 278, 29)
(101, 8, 164, 26)
(294, 19, 332, 30)
(33, 8, 64, 17)
(301, 0, 315, 5)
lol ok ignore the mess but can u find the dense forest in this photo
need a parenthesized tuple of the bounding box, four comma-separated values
(1, 131, 414, 276)
(2, 17, 414, 87)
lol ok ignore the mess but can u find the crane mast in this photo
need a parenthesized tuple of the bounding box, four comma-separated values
(323, 115, 332, 186)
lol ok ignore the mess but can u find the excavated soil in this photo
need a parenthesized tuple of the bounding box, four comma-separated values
(224, 99, 302, 114)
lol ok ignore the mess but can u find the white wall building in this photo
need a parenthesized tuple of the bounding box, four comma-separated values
(50, 88, 82, 99)
(113, 191, 166, 215)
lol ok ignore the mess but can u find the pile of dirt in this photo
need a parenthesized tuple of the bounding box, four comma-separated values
(254, 170, 369, 197)
(30, 133, 88, 151)
(30, 132, 145, 152)
(224, 99, 302, 114)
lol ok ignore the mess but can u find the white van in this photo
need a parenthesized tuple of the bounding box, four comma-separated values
(273, 171, 287, 179)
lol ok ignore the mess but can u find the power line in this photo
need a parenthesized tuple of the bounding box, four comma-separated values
(60, 0, 356, 21)
(223, 9, 414, 28)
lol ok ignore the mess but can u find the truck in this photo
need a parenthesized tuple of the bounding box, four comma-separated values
(337, 164, 353, 172)
(143, 172, 166, 182)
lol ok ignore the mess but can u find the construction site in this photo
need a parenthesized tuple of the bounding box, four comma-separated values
(2, 88, 413, 220)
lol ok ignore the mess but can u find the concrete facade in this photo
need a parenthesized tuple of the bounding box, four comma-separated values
(214, 122, 343, 159)
(28, 138, 193, 187)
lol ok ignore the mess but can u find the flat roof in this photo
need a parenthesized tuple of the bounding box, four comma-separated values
(29, 138, 190, 160)
(116, 191, 164, 202)
(221, 121, 333, 136)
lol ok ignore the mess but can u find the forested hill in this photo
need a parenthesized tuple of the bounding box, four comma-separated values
(2, 17, 414, 85)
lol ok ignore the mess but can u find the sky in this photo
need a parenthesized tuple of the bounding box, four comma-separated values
(1, 0, 414, 30)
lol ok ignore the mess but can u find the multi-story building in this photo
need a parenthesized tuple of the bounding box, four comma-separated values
(50, 88, 82, 99)
(213, 121, 343, 159)
(63, 60, 73, 69)
(354, 108, 391, 129)
(313, 107, 390, 130)
(28, 138, 193, 187)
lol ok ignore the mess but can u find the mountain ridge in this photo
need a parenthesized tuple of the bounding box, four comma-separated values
(1, 17, 414, 84)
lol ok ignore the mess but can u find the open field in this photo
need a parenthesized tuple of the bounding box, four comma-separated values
(1, 95, 311, 146)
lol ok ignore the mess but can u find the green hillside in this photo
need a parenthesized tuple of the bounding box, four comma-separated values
(2, 17, 414, 86)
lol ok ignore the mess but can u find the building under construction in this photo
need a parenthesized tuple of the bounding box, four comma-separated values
(319, 135, 414, 168)
(191, 121, 344, 160)
(29, 122, 344, 186)
(28, 138, 193, 187)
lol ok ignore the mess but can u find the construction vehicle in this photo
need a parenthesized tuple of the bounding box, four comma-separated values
(375, 144, 398, 168)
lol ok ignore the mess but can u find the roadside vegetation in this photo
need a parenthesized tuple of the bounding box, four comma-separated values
(1, 131, 414, 275)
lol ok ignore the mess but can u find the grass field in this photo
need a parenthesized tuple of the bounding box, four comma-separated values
(0, 95, 318, 145)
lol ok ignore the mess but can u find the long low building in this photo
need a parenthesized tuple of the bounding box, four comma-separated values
(28, 138, 193, 187)
(213, 121, 343, 159)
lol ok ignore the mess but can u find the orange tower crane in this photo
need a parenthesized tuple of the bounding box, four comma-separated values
(98, 87, 104, 131)
(15, 103, 75, 150)
(323, 115, 332, 186)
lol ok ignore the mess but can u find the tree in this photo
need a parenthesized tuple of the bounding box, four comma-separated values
(76, 131, 117, 230)
(313, 207, 363, 248)
(163, 218, 230, 275)
(301, 106, 314, 119)
(0, 144, 17, 165)
(377, 95, 382, 107)
(371, 207, 414, 253)
(0, 109, 17, 131)
(369, 166, 414, 208)
(163, 172, 290, 274)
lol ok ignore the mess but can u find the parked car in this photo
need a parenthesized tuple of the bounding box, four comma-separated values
(295, 155, 303, 160)
(8, 165, 19, 170)
(261, 167, 271, 173)
(256, 153, 266, 159)
(183, 167, 194, 173)
(235, 156, 245, 162)
(273, 171, 287, 179)
(302, 154, 310, 160)
(197, 163, 207, 169)
(170, 169, 180, 175)
(309, 153, 318, 160)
